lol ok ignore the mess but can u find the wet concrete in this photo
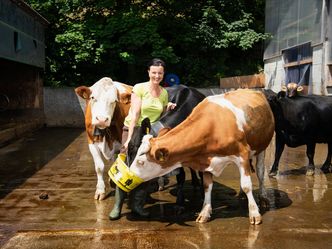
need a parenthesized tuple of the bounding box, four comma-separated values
(0, 128, 332, 249)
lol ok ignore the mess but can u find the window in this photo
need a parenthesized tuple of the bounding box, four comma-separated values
(14, 31, 22, 52)
(283, 42, 312, 91)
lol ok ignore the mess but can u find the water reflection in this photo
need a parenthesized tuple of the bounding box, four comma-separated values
(265, 142, 330, 205)
(311, 169, 328, 203)
(267, 168, 328, 206)
(197, 224, 212, 249)
(247, 225, 260, 248)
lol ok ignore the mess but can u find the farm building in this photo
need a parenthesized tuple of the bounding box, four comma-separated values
(264, 0, 332, 95)
(0, 0, 48, 145)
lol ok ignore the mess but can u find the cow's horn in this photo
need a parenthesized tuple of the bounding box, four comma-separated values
(297, 86, 304, 92)
(281, 85, 287, 92)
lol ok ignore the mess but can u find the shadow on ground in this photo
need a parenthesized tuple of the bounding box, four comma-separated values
(124, 180, 292, 226)
(0, 127, 83, 199)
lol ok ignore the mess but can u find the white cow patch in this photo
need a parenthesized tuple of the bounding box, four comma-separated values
(207, 95, 246, 132)
(129, 134, 182, 181)
(205, 155, 243, 176)
(89, 77, 118, 128)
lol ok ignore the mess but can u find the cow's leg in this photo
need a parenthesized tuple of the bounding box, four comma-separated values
(321, 142, 332, 173)
(175, 167, 185, 214)
(239, 161, 262, 225)
(89, 143, 107, 200)
(306, 142, 316, 176)
(157, 177, 165, 191)
(198, 171, 204, 199)
(269, 134, 285, 177)
(256, 151, 269, 210)
(190, 168, 200, 188)
(196, 172, 213, 223)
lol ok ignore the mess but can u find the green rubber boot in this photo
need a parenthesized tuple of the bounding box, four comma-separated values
(129, 182, 150, 218)
(109, 186, 126, 220)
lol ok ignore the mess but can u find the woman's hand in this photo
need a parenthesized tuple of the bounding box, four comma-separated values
(122, 139, 130, 151)
(166, 102, 177, 111)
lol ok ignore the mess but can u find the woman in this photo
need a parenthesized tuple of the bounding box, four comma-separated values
(109, 58, 176, 220)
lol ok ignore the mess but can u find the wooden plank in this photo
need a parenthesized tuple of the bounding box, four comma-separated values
(283, 58, 312, 68)
(219, 73, 265, 89)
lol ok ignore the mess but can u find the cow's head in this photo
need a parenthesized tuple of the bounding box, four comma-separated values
(75, 77, 119, 129)
(281, 82, 303, 98)
(127, 118, 151, 166)
(129, 134, 180, 182)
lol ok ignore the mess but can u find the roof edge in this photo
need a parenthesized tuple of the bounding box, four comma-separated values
(11, 0, 49, 26)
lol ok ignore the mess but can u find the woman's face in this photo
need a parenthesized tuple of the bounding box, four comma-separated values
(148, 65, 164, 86)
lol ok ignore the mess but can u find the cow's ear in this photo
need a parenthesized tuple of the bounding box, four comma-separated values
(119, 92, 131, 104)
(155, 148, 169, 162)
(75, 86, 91, 99)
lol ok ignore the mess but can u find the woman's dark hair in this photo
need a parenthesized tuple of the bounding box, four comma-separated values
(147, 58, 166, 70)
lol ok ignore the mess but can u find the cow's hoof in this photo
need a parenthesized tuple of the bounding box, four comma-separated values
(306, 169, 315, 176)
(249, 215, 262, 225)
(94, 193, 107, 200)
(195, 214, 210, 223)
(268, 170, 278, 177)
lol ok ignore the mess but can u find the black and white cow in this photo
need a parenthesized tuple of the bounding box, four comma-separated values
(127, 85, 206, 208)
(109, 85, 205, 220)
(263, 84, 332, 176)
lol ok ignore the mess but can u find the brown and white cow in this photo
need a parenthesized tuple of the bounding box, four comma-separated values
(129, 89, 275, 224)
(75, 77, 132, 200)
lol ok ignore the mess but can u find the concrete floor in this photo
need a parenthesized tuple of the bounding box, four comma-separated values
(0, 127, 332, 249)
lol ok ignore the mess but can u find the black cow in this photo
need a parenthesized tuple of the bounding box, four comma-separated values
(263, 85, 332, 177)
(109, 85, 206, 219)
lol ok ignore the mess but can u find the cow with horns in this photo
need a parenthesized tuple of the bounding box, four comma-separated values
(75, 77, 132, 200)
(264, 82, 332, 176)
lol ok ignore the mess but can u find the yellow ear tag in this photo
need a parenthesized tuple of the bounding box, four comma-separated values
(83, 92, 88, 99)
(146, 127, 150, 134)
(159, 156, 164, 162)
(108, 153, 144, 192)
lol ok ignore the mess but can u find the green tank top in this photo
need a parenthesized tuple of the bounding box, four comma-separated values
(124, 82, 168, 127)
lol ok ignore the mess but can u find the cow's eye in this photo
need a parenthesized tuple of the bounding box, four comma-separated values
(90, 96, 97, 102)
(137, 160, 144, 166)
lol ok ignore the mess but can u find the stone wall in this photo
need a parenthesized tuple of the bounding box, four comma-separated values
(43, 87, 85, 128)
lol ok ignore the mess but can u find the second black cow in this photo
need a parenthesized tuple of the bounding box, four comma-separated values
(264, 83, 332, 176)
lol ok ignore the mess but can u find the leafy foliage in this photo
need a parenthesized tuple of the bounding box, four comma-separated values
(27, 0, 266, 87)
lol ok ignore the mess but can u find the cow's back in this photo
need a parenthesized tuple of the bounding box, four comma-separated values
(278, 95, 332, 143)
(207, 89, 275, 154)
(161, 85, 206, 128)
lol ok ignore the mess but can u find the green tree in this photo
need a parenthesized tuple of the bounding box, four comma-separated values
(27, 0, 267, 87)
